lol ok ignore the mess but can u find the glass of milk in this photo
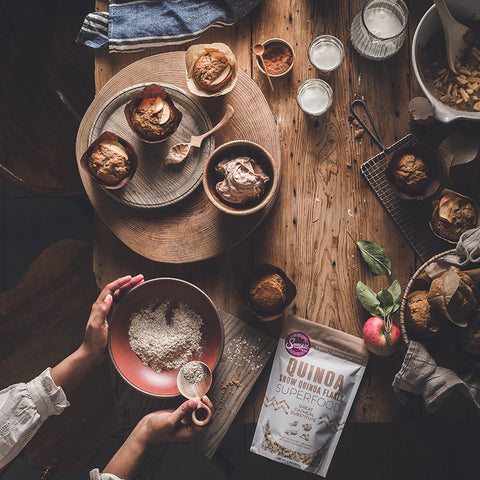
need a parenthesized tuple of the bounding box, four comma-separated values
(350, 0, 408, 61)
(296, 79, 333, 117)
(308, 35, 345, 73)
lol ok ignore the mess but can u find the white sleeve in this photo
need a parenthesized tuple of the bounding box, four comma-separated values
(89, 468, 123, 480)
(0, 368, 69, 469)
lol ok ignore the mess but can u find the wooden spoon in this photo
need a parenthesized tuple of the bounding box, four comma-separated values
(177, 361, 213, 427)
(253, 43, 275, 92)
(165, 105, 234, 165)
(433, 0, 474, 73)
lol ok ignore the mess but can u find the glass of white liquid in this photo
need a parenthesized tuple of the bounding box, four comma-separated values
(308, 35, 345, 73)
(296, 79, 333, 117)
(350, 0, 408, 61)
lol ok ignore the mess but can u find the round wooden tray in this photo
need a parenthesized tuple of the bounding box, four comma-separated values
(89, 82, 214, 209)
(76, 52, 281, 263)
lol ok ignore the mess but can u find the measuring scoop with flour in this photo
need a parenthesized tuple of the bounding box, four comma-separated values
(177, 361, 213, 426)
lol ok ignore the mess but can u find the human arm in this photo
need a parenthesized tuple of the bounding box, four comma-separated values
(50, 274, 144, 393)
(100, 397, 213, 480)
(0, 274, 144, 469)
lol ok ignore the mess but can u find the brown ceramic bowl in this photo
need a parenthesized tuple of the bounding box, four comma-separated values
(108, 278, 224, 398)
(240, 264, 296, 322)
(203, 140, 278, 216)
(80, 131, 138, 189)
(385, 144, 440, 200)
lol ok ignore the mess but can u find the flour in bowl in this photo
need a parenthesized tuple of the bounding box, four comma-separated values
(128, 299, 203, 372)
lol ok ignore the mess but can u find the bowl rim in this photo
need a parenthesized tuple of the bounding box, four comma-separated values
(107, 277, 224, 398)
(412, 5, 480, 123)
(202, 140, 278, 216)
(256, 37, 296, 78)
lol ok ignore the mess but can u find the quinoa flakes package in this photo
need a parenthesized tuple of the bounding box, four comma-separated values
(251, 315, 369, 477)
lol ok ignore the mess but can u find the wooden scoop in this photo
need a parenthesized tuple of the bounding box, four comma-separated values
(165, 105, 234, 165)
(177, 361, 213, 427)
(434, 0, 474, 73)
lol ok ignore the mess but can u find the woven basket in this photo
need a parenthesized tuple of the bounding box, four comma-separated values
(399, 249, 456, 344)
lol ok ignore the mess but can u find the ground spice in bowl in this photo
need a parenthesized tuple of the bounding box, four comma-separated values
(258, 39, 295, 77)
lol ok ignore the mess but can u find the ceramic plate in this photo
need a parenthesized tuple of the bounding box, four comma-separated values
(88, 83, 214, 208)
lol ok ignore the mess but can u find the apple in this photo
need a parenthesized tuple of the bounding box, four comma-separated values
(362, 316, 401, 356)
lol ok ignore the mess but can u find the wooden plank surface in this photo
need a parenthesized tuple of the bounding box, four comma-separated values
(110, 306, 276, 458)
(92, 0, 432, 423)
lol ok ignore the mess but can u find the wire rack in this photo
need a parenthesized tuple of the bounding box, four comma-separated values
(360, 133, 449, 263)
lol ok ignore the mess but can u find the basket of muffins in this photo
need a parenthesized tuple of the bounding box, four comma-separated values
(400, 242, 480, 379)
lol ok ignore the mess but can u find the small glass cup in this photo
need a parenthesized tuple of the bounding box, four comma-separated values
(308, 35, 345, 73)
(350, 0, 408, 61)
(296, 79, 333, 117)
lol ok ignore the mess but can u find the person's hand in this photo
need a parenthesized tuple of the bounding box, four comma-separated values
(81, 274, 144, 363)
(137, 396, 213, 447)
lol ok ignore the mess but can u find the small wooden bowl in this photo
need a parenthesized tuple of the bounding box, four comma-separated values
(399, 249, 455, 344)
(80, 131, 138, 190)
(240, 264, 296, 322)
(108, 278, 224, 398)
(256, 38, 295, 78)
(203, 140, 278, 216)
(385, 144, 440, 200)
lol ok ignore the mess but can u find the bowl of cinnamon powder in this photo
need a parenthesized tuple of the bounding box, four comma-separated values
(256, 38, 295, 78)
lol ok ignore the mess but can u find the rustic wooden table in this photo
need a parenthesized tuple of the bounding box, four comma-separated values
(92, 0, 450, 427)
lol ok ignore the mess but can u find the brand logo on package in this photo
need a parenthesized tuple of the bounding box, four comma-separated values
(285, 331, 310, 357)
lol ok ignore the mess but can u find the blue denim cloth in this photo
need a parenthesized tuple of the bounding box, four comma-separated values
(77, 0, 262, 52)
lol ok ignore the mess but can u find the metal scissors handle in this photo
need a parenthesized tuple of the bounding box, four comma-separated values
(350, 99, 386, 152)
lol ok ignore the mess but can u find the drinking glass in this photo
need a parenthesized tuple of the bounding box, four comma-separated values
(350, 0, 408, 61)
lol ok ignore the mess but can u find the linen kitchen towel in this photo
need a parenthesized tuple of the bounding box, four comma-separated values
(77, 0, 262, 53)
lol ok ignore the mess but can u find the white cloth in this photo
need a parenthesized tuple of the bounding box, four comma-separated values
(89, 468, 122, 480)
(0, 369, 123, 480)
(0, 368, 69, 468)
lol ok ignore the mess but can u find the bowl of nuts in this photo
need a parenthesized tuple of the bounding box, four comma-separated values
(412, 0, 480, 123)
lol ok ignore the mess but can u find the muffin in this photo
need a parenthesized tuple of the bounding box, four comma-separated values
(428, 269, 478, 326)
(405, 290, 441, 337)
(124, 84, 182, 142)
(391, 153, 431, 195)
(248, 272, 287, 314)
(186, 43, 237, 97)
(81, 131, 137, 187)
(430, 190, 477, 243)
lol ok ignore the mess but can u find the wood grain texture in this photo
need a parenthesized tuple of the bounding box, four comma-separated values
(93, 0, 438, 423)
(0, 16, 92, 196)
(0, 240, 120, 474)
(77, 52, 281, 263)
(110, 306, 276, 458)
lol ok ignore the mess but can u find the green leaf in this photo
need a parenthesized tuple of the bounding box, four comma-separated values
(387, 280, 402, 304)
(356, 241, 392, 275)
(356, 281, 384, 317)
(377, 289, 395, 315)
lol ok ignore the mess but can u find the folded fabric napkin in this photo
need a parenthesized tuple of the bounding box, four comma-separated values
(393, 228, 480, 411)
(77, 0, 262, 53)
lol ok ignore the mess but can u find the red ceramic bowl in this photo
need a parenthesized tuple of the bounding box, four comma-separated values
(108, 278, 224, 397)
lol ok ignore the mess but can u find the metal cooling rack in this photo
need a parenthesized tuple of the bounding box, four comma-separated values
(360, 134, 448, 263)
(351, 99, 448, 263)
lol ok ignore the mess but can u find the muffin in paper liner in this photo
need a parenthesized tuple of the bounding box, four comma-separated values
(429, 189, 479, 244)
(80, 131, 138, 189)
(124, 84, 182, 143)
(240, 264, 296, 321)
(185, 43, 237, 98)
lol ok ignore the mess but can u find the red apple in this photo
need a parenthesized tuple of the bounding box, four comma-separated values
(362, 316, 401, 356)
